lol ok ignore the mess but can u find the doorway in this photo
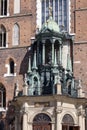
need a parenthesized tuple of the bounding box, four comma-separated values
(33, 113, 51, 130)
(62, 114, 79, 130)
(62, 125, 79, 130)
(33, 124, 51, 130)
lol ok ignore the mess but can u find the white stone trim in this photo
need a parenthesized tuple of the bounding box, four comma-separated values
(28, 109, 53, 123)
(74, 61, 81, 64)
(36, 0, 42, 29)
(68, 0, 71, 33)
(7, 0, 9, 16)
(60, 110, 78, 125)
(4, 63, 16, 77)
(14, 0, 20, 14)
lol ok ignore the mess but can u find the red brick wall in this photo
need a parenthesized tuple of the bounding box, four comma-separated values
(74, 43, 87, 94)
(71, 0, 87, 41)
(71, 0, 87, 95)
(0, 0, 36, 106)
(0, 47, 30, 106)
(0, 0, 87, 104)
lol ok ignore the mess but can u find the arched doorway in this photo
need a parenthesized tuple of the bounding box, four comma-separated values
(33, 113, 51, 130)
(62, 114, 79, 130)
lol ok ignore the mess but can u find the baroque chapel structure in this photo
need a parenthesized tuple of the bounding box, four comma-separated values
(0, 0, 87, 130)
(11, 14, 86, 130)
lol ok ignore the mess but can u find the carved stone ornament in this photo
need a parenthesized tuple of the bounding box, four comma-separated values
(77, 109, 86, 117)
(56, 106, 63, 114)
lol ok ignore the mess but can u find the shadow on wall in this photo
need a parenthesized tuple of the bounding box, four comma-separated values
(19, 48, 30, 77)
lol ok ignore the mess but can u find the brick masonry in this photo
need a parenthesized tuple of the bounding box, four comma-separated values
(71, 0, 87, 96)
(0, 0, 36, 107)
(0, 0, 87, 108)
(0, 47, 30, 106)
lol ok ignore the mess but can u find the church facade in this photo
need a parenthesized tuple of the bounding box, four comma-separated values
(0, 0, 87, 130)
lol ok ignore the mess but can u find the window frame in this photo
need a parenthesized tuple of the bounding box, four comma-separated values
(0, 25, 6, 48)
(36, 0, 70, 32)
(14, 0, 20, 14)
(0, 0, 8, 16)
(13, 23, 20, 46)
(4, 58, 16, 77)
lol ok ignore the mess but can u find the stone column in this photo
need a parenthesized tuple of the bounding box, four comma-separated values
(59, 45, 62, 64)
(23, 113, 28, 130)
(52, 43, 54, 64)
(78, 108, 86, 130)
(42, 43, 45, 64)
(56, 83, 62, 95)
(56, 102, 62, 130)
(51, 122, 55, 130)
(59, 40, 62, 65)
(54, 49, 57, 66)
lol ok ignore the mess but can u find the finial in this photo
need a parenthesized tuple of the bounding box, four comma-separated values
(49, 6, 52, 17)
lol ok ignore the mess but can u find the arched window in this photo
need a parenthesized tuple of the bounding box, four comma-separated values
(0, 83, 6, 108)
(62, 114, 74, 124)
(0, 25, 6, 47)
(33, 113, 51, 130)
(62, 114, 79, 130)
(42, 0, 68, 30)
(13, 24, 20, 46)
(36, 0, 69, 31)
(33, 113, 51, 123)
(9, 59, 14, 74)
(0, 0, 7, 15)
(14, 0, 20, 14)
(4, 58, 16, 77)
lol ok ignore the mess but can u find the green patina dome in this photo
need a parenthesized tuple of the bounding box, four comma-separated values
(41, 16, 60, 33)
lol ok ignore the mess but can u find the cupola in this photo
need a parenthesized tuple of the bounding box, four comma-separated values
(40, 16, 60, 33)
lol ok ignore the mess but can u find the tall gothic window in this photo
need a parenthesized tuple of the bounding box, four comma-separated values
(14, 0, 20, 14)
(42, 0, 68, 30)
(36, 0, 69, 31)
(0, 25, 6, 47)
(0, 83, 6, 108)
(13, 24, 20, 46)
(0, 0, 7, 15)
